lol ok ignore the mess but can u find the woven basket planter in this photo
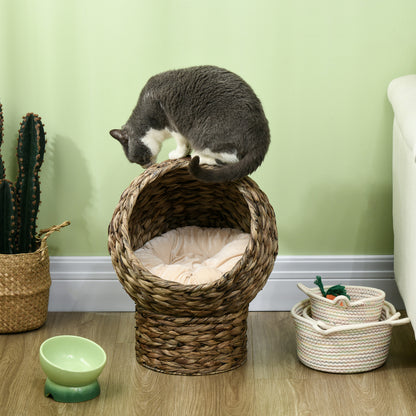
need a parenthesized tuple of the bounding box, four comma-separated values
(297, 283, 385, 325)
(292, 299, 409, 373)
(108, 158, 278, 375)
(0, 222, 69, 334)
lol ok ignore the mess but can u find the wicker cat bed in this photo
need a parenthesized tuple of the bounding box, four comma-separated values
(108, 158, 278, 375)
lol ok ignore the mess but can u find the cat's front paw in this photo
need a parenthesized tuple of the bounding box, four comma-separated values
(169, 149, 188, 159)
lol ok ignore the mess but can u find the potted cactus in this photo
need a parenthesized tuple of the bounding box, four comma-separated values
(0, 102, 69, 333)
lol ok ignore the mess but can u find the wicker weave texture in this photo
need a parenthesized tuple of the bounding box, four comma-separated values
(0, 221, 69, 334)
(108, 158, 278, 375)
(108, 158, 278, 316)
(136, 307, 248, 375)
(0, 247, 50, 333)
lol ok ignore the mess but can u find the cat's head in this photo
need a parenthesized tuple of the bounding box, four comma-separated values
(110, 128, 154, 168)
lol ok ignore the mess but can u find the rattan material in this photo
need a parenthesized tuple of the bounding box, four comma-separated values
(135, 307, 248, 375)
(292, 299, 410, 373)
(0, 221, 70, 334)
(298, 283, 385, 325)
(108, 158, 278, 375)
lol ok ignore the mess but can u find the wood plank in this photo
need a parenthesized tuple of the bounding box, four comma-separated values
(0, 311, 415, 416)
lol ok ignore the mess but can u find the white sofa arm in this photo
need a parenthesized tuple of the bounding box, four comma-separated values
(389, 74, 416, 337)
(388, 75, 416, 161)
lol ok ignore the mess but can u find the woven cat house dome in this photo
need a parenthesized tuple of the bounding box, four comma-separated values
(108, 158, 278, 375)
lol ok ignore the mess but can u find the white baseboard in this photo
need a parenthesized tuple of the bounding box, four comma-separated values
(48, 255, 404, 312)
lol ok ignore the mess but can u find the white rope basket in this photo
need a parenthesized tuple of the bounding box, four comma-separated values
(297, 283, 385, 325)
(291, 299, 409, 373)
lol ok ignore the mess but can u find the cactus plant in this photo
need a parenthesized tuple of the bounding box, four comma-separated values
(15, 114, 46, 252)
(0, 103, 4, 179)
(0, 103, 46, 254)
(0, 103, 15, 254)
(0, 180, 16, 254)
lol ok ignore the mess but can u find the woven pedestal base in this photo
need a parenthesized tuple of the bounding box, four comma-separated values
(135, 307, 248, 375)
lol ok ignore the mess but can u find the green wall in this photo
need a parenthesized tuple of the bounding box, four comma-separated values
(1, 0, 415, 256)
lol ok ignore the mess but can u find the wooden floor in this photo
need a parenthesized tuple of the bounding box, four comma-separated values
(1, 311, 416, 416)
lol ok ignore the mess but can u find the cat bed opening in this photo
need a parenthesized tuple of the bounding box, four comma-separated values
(108, 158, 278, 375)
(134, 226, 250, 285)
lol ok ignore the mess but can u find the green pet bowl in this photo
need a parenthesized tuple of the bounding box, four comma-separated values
(39, 335, 107, 403)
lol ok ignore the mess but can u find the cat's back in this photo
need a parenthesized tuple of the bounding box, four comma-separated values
(145, 65, 241, 91)
(143, 66, 262, 111)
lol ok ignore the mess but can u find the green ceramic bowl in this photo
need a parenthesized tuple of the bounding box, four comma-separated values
(39, 335, 107, 387)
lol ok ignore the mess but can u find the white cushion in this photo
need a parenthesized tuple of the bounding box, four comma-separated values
(134, 226, 250, 285)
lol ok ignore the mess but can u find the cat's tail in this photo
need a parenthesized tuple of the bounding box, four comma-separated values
(188, 148, 266, 183)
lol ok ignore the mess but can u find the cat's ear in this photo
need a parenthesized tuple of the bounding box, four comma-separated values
(110, 129, 128, 146)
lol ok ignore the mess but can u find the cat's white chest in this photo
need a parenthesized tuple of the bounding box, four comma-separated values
(141, 128, 171, 157)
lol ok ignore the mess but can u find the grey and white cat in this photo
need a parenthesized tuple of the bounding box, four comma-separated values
(110, 65, 270, 182)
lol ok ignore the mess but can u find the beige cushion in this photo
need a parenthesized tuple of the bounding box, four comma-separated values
(134, 226, 250, 285)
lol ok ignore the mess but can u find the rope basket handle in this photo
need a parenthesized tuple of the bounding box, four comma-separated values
(37, 221, 71, 256)
(297, 283, 362, 307)
(302, 301, 410, 335)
